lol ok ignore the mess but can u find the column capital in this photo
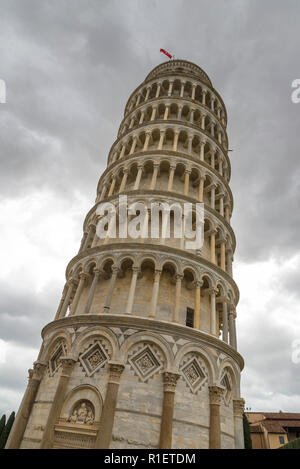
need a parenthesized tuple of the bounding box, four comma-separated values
(175, 273, 184, 281)
(194, 280, 203, 289)
(163, 371, 181, 393)
(32, 361, 47, 381)
(79, 272, 89, 281)
(233, 398, 245, 417)
(60, 356, 76, 376)
(108, 361, 125, 384)
(111, 265, 120, 274)
(209, 385, 224, 405)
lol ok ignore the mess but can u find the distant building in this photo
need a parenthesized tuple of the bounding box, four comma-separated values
(246, 412, 300, 449)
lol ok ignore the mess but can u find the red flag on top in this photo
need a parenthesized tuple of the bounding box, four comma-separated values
(160, 48, 173, 59)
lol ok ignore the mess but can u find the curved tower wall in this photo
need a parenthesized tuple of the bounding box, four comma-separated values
(7, 60, 244, 450)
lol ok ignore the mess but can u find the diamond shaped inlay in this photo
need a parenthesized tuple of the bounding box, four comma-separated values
(129, 345, 162, 382)
(79, 341, 108, 376)
(221, 372, 232, 405)
(181, 357, 207, 393)
(49, 342, 66, 376)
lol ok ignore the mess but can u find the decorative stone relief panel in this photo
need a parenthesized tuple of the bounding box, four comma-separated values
(179, 352, 208, 393)
(48, 340, 67, 376)
(128, 343, 163, 382)
(79, 340, 110, 377)
(68, 400, 95, 425)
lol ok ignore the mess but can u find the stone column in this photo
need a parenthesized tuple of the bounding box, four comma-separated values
(173, 274, 183, 323)
(233, 398, 245, 449)
(202, 90, 207, 106)
(210, 230, 216, 264)
(69, 272, 88, 316)
(225, 204, 230, 223)
(84, 268, 100, 314)
(54, 284, 68, 320)
(139, 110, 145, 124)
(125, 266, 139, 315)
(187, 134, 193, 154)
(198, 176, 205, 202)
(158, 129, 166, 150)
(226, 248, 233, 276)
(201, 114, 206, 130)
(180, 81, 185, 98)
(95, 362, 125, 449)
(210, 288, 217, 335)
(59, 280, 75, 319)
(129, 136, 138, 155)
(149, 270, 161, 318)
(145, 86, 151, 101)
(220, 240, 226, 271)
(119, 168, 128, 193)
(151, 106, 157, 121)
(108, 177, 116, 197)
(200, 140, 206, 160)
(211, 149, 216, 168)
(82, 226, 94, 250)
(134, 164, 143, 190)
(177, 105, 183, 120)
(189, 108, 195, 123)
(143, 132, 151, 151)
(184, 168, 191, 196)
(104, 266, 119, 312)
(173, 130, 180, 152)
(99, 183, 108, 201)
(222, 301, 229, 343)
(119, 143, 126, 160)
(163, 105, 169, 120)
(219, 195, 224, 216)
(194, 281, 202, 330)
(136, 94, 141, 106)
(155, 83, 161, 98)
(6, 362, 47, 449)
(167, 80, 174, 97)
(40, 357, 76, 449)
(209, 386, 224, 449)
(191, 84, 197, 100)
(150, 163, 159, 190)
(210, 184, 216, 209)
(229, 309, 237, 349)
(159, 372, 180, 449)
(167, 164, 176, 191)
(211, 97, 215, 112)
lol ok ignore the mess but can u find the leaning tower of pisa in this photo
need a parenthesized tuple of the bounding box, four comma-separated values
(7, 60, 245, 450)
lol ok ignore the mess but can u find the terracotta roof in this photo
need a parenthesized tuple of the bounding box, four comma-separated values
(261, 421, 286, 434)
(262, 413, 300, 420)
(247, 412, 300, 420)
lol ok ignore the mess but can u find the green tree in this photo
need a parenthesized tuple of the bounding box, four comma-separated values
(0, 415, 6, 440)
(0, 411, 15, 449)
(243, 413, 252, 449)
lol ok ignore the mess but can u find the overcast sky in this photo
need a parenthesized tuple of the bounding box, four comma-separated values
(1, 0, 300, 416)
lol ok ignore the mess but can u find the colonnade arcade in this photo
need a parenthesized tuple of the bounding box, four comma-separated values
(108, 125, 230, 182)
(96, 156, 233, 221)
(55, 251, 238, 349)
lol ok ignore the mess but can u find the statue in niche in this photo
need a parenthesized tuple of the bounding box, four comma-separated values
(77, 402, 88, 423)
(68, 401, 94, 425)
(86, 411, 94, 425)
